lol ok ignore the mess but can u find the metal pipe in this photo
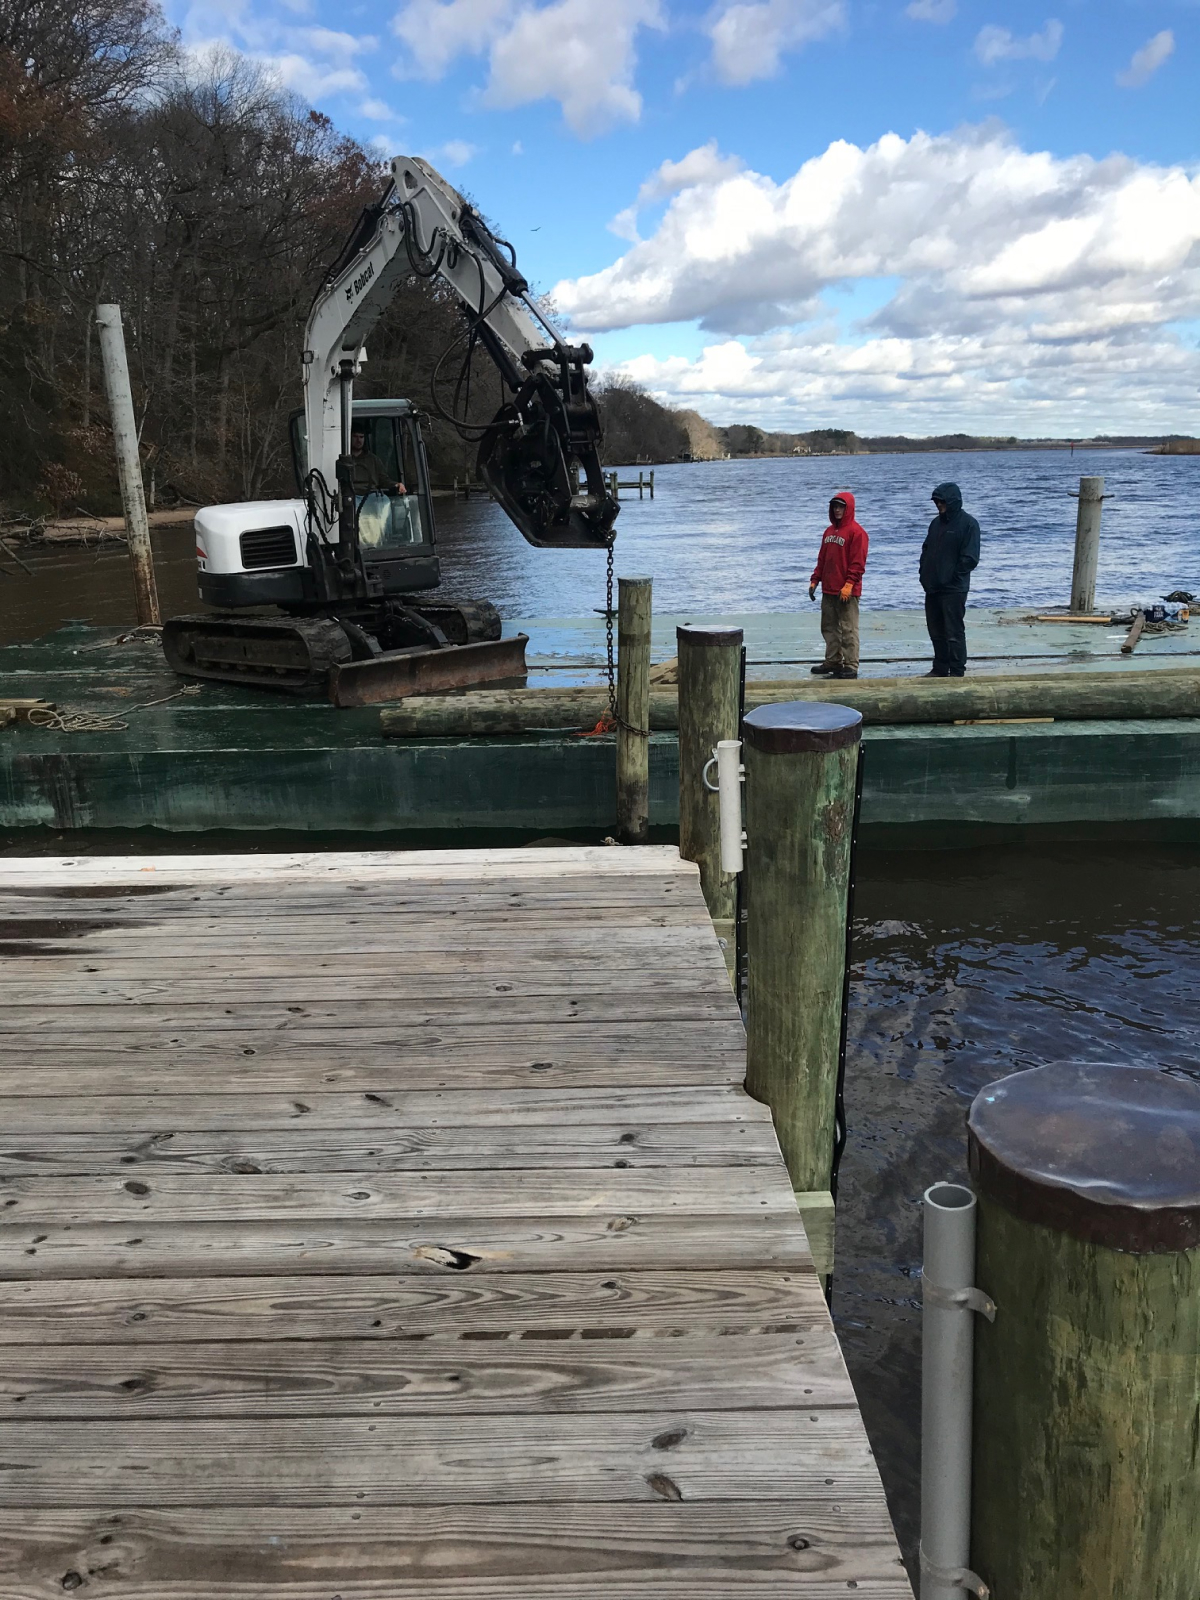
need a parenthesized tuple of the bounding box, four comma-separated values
(338, 359, 355, 456)
(715, 738, 743, 874)
(95, 304, 160, 627)
(921, 1182, 986, 1600)
(1069, 475, 1105, 614)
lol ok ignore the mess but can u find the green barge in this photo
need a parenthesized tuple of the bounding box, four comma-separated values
(3, 612, 1200, 843)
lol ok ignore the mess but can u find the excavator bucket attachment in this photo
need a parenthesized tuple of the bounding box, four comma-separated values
(477, 356, 619, 550)
(328, 634, 529, 707)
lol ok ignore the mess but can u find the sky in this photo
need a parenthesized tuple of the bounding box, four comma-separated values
(166, 0, 1200, 436)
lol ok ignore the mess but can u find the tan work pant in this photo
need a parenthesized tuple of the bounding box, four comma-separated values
(820, 593, 860, 671)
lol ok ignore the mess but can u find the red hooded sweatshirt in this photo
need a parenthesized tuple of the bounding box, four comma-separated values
(810, 490, 868, 597)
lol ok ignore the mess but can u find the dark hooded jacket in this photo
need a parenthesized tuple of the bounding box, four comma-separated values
(920, 483, 980, 595)
(810, 489, 869, 597)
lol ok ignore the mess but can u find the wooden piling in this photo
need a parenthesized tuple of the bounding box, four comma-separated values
(676, 625, 743, 956)
(969, 1061, 1200, 1599)
(741, 702, 862, 1196)
(1069, 476, 1105, 615)
(616, 576, 652, 845)
(677, 627, 742, 881)
(95, 303, 160, 629)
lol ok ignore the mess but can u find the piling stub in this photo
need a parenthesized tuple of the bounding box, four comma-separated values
(968, 1061, 1200, 1600)
(95, 303, 160, 628)
(616, 576, 652, 845)
(1069, 475, 1105, 615)
(677, 625, 742, 948)
(742, 701, 862, 1204)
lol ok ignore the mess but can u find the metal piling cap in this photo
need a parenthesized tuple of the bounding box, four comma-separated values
(742, 701, 863, 754)
(968, 1061, 1200, 1252)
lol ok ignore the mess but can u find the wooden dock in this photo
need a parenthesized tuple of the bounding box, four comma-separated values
(0, 844, 909, 1596)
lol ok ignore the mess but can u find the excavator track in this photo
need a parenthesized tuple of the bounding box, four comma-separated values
(162, 615, 353, 695)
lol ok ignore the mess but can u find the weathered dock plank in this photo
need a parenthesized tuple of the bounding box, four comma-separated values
(0, 1505, 912, 1598)
(0, 843, 909, 1597)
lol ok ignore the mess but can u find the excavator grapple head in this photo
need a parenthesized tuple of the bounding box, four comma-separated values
(477, 345, 619, 550)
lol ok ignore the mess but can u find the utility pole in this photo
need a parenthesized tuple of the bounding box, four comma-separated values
(96, 304, 160, 627)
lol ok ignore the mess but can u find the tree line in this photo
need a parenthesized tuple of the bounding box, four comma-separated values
(0, 0, 545, 513)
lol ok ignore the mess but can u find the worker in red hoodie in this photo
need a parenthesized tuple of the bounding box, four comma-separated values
(808, 490, 869, 679)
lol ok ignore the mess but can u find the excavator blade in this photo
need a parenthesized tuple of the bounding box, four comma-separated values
(328, 634, 529, 707)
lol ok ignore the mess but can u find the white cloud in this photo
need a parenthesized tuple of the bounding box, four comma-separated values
(639, 141, 745, 203)
(974, 19, 1062, 66)
(268, 51, 366, 96)
(176, 0, 375, 103)
(609, 141, 745, 242)
(512, 139, 524, 154)
(431, 138, 479, 166)
(906, 0, 955, 21)
(485, 0, 662, 134)
(392, 0, 663, 135)
(361, 96, 404, 120)
(1117, 29, 1174, 89)
(609, 206, 642, 243)
(707, 0, 845, 85)
(555, 128, 1200, 433)
(392, 0, 513, 77)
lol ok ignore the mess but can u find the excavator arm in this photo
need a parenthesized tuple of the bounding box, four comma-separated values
(303, 155, 618, 551)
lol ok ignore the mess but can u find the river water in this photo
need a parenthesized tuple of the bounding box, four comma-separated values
(3, 447, 1198, 645)
(435, 446, 1199, 616)
(840, 840, 1200, 1570)
(4, 448, 1199, 1575)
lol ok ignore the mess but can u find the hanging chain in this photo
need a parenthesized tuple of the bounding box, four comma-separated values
(604, 538, 617, 718)
(600, 538, 649, 738)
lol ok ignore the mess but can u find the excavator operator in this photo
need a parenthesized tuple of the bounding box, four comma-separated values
(349, 426, 405, 497)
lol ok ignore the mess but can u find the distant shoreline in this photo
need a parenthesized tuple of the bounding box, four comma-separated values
(626, 442, 1198, 464)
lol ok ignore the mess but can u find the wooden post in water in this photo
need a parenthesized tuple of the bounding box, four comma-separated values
(968, 1061, 1200, 1599)
(616, 576, 652, 844)
(95, 303, 160, 628)
(742, 703, 862, 1230)
(677, 624, 742, 961)
(1069, 475, 1104, 614)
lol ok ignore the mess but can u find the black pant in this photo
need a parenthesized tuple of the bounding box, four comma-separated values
(924, 590, 967, 676)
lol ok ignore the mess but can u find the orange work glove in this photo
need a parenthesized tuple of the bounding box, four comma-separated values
(839, 583, 853, 602)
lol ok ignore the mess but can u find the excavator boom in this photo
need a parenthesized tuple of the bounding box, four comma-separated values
(304, 156, 617, 551)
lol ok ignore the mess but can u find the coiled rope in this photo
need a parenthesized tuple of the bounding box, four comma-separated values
(27, 684, 202, 734)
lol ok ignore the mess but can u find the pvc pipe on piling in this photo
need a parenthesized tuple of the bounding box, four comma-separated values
(678, 627, 744, 920)
(95, 304, 160, 628)
(1069, 476, 1105, 615)
(716, 739, 744, 874)
(921, 1182, 981, 1600)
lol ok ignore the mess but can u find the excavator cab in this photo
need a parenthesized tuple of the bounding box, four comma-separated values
(289, 399, 438, 571)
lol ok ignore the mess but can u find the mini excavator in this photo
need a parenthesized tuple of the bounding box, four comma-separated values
(162, 155, 618, 702)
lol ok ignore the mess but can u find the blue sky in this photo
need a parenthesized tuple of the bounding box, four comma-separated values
(168, 0, 1200, 434)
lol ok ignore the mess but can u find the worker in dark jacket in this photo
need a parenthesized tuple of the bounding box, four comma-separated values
(920, 482, 980, 677)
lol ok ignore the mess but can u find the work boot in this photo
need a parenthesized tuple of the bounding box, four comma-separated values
(832, 667, 858, 679)
(810, 662, 835, 675)
(923, 670, 947, 678)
